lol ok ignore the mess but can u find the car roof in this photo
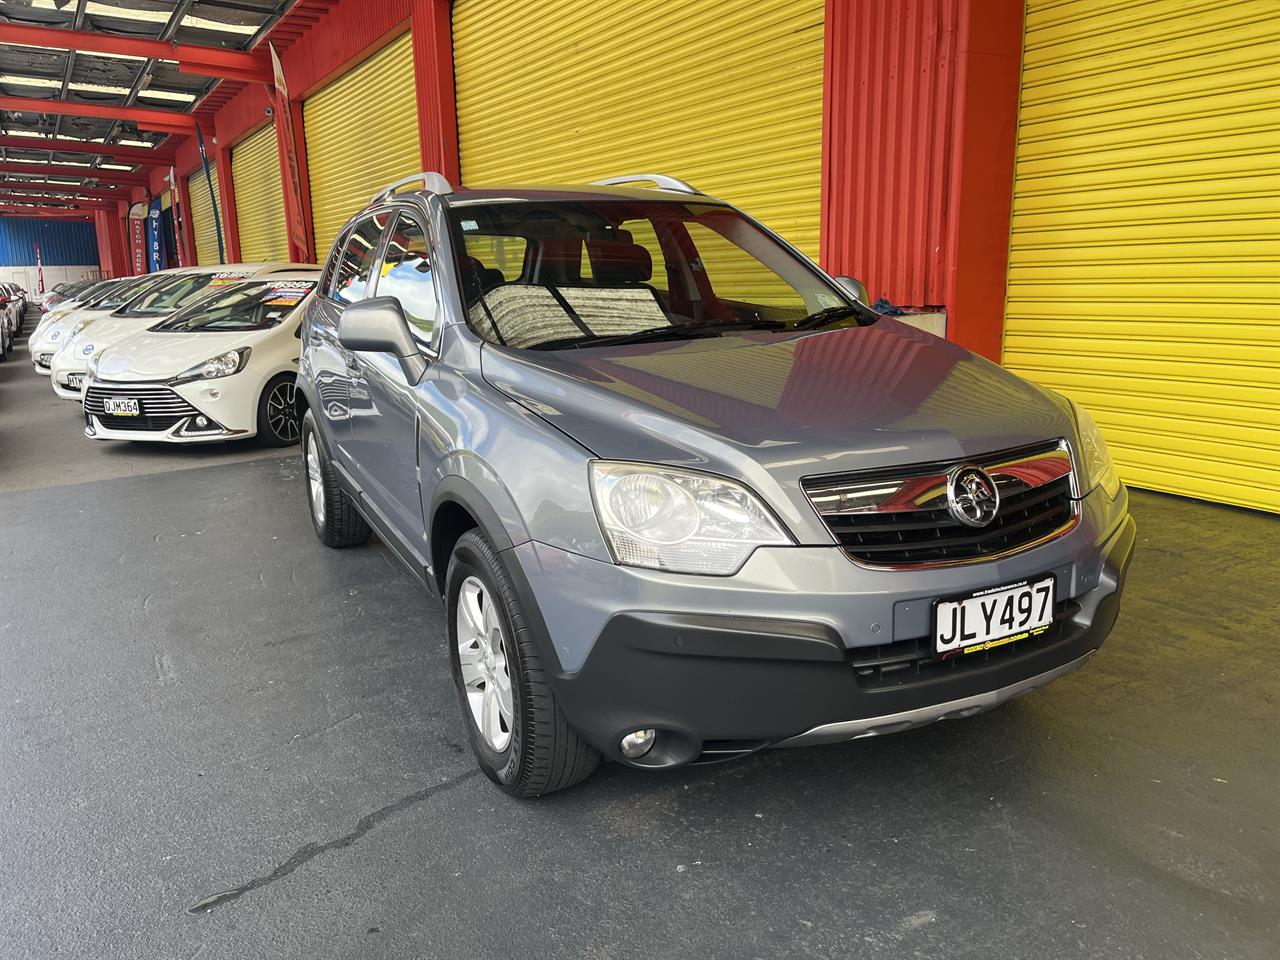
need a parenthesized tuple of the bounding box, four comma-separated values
(438, 184, 732, 206)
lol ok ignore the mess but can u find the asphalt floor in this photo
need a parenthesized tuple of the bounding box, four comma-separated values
(1, 309, 1277, 959)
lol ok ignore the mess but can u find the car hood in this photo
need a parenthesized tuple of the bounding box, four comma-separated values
(480, 320, 1078, 542)
(94, 328, 274, 381)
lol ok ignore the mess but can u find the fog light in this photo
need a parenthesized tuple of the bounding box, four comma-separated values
(619, 728, 656, 759)
(195, 415, 209, 428)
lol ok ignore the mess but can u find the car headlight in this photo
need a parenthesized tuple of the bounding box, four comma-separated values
(590, 461, 791, 575)
(1071, 402, 1120, 499)
(171, 348, 251, 385)
(86, 350, 102, 378)
(69, 318, 94, 337)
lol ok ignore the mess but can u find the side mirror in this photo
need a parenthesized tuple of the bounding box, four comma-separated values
(338, 296, 426, 382)
(835, 275, 869, 304)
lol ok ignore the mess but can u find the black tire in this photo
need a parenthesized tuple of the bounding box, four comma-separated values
(257, 374, 302, 447)
(301, 408, 371, 548)
(446, 529, 599, 798)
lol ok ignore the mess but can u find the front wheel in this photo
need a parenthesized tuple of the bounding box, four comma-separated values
(446, 529, 599, 798)
(257, 374, 301, 447)
(301, 409, 371, 548)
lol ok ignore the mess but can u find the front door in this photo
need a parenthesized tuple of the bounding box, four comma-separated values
(346, 209, 441, 567)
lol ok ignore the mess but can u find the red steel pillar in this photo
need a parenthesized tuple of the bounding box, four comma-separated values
(412, 0, 461, 184)
(820, 0, 1023, 362)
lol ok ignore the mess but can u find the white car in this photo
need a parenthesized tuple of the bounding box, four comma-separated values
(83, 269, 320, 446)
(50, 263, 301, 399)
(29, 275, 161, 376)
(0, 283, 27, 359)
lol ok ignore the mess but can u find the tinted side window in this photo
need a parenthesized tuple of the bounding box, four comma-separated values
(329, 213, 390, 304)
(374, 213, 438, 340)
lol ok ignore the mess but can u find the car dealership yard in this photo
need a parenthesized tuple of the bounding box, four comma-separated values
(1, 324, 1276, 960)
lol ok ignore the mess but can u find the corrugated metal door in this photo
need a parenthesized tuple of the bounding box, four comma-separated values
(303, 32, 420, 258)
(1004, 0, 1279, 512)
(185, 166, 223, 266)
(452, 0, 825, 260)
(231, 122, 287, 263)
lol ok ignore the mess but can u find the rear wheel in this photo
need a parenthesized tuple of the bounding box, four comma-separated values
(301, 409, 371, 548)
(257, 375, 301, 446)
(446, 529, 599, 798)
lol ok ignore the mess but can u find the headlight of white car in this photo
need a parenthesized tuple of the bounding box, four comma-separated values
(590, 461, 791, 575)
(1071, 402, 1120, 499)
(69, 318, 94, 338)
(171, 348, 251, 385)
(86, 350, 102, 378)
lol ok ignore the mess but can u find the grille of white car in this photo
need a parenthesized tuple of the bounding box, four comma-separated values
(83, 383, 200, 432)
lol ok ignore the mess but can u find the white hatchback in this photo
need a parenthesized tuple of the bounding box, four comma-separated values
(50, 263, 301, 399)
(83, 270, 320, 446)
(29, 275, 165, 376)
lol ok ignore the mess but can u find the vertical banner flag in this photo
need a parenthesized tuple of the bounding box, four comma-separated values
(129, 202, 148, 275)
(146, 197, 166, 273)
(34, 240, 45, 295)
(195, 126, 225, 264)
(270, 43, 313, 262)
(169, 166, 186, 268)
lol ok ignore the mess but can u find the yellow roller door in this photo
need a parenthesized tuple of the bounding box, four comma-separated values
(231, 122, 287, 263)
(185, 166, 224, 266)
(1003, 0, 1280, 512)
(452, 0, 825, 260)
(303, 32, 420, 258)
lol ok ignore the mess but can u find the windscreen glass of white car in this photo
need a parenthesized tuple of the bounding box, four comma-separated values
(153, 281, 317, 332)
(118, 271, 259, 320)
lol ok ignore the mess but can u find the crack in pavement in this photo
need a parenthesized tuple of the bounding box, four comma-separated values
(188, 768, 481, 914)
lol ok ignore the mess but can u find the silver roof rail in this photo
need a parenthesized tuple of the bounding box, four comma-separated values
(591, 174, 700, 195)
(370, 171, 453, 205)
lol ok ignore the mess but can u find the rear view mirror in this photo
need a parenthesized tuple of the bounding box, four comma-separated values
(835, 275, 869, 304)
(338, 296, 426, 382)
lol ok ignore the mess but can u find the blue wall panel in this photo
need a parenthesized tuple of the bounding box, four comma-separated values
(0, 217, 99, 266)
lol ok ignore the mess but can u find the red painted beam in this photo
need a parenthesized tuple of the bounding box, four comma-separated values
(0, 183, 125, 201)
(0, 192, 112, 208)
(0, 96, 197, 135)
(0, 134, 174, 165)
(0, 22, 273, 83)
(0, 161, 150, 186)
(0, 206, 95, 219)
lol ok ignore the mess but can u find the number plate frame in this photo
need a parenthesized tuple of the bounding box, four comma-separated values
(932, 575, 1057, 657)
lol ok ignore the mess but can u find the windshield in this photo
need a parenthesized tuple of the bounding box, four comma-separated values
(153, 280, 316, 332)
(99, 275, 166, 310)
(119, 271, 256, 318)
(70, 280, 112, 305)
(447, 199, 870, 350)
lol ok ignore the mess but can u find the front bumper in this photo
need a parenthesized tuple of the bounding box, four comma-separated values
(82, 377, 253, 444)
(506, 493, 1136, 767)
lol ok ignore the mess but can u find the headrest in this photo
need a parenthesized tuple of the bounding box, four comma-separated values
(585, 238, 652, 285)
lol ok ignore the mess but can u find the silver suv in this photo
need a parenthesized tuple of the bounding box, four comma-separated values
(296, 172, 1135, 797)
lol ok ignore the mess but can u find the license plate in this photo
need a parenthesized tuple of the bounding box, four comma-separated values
(66, 374, 85, 389)
(934, 576, 1056, 656)
(103, 397, 140, 416)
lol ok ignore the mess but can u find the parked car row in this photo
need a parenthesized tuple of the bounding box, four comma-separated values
(26, 265, 318, 446)
(0, 281, 28, 361)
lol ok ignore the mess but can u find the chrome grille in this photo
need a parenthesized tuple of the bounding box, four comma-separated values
(803, 441, 1077, 567)
(84, 382, 199, 432)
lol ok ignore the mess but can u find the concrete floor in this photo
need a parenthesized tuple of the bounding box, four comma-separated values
(1, 312, 1278, 959)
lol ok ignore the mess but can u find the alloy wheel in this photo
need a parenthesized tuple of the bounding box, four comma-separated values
(305, 434, 325, 526)
(267, 381, 300, 442)
(456, 575, 514, 752)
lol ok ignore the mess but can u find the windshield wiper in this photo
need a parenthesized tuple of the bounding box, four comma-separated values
(531, 318, 788, 351)
(790, 304, 867, 331)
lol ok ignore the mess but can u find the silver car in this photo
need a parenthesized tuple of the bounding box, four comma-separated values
(296, 173, 1135, 797)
